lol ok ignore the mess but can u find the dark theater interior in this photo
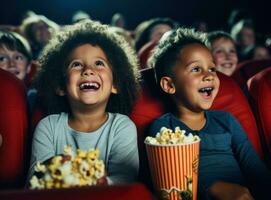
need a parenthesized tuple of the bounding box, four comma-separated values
(0, 0, 271, 199)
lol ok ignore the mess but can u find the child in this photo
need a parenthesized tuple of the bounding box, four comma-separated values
(28, 20, 140, 185)
(208, 31, 238, 76)
(134, 18, 178, 52)
(148, 28, 271, 199)
(0, 30, 32, 81)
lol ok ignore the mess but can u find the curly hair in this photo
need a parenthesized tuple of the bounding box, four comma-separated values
(34, 20, 140, 116)
(148, 27, 209, 83)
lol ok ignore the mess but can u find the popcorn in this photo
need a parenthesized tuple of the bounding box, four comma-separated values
(145, 127, 200, 145)
(30, 145, 105, 189)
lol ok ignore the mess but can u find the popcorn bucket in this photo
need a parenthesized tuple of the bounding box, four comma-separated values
(145, 140, 200, 200)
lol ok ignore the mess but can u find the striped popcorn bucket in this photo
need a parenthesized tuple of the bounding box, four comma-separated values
(145, 140, 200, 200)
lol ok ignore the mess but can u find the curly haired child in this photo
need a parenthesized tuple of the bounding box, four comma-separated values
(28, 20, 140, 185)
(148, 28, 271, 200)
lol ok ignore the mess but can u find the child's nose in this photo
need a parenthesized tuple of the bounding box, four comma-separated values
(8, 59, 16, 68)
(203, 71, 214, 81)
(82, 65, 95, 76)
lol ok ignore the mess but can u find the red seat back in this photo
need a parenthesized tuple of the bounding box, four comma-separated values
(138, 41, 157, 69)
(248, 66, 271, 159)
(0, 69, 29, 188)
(232, 59, 271, 87)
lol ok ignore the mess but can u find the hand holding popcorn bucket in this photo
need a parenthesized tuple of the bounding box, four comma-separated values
(145, 127, 200, 200)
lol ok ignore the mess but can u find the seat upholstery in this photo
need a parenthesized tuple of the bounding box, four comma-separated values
(232, 59, 271, 88)
(248, 66, 271, 160)
(0, 69, 29, 188)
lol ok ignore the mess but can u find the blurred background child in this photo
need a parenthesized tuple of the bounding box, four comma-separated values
(208, 31, 238, 76)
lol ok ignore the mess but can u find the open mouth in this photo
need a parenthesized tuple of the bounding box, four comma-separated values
(79, 82, 100, 91)
(221, 63, 233, 68)
(198, 87, 214, 98)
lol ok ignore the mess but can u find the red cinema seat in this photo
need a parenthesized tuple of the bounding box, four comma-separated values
(0, 69, 29, 188)
(248, 67, 271, 160)
(232, 59, 271, 88)
(0, 183, 154, 200)
(138, 41, 157, 69)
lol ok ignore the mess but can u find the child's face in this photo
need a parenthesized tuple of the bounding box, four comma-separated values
(211, 38, 238, 76)
(64, 44, 117, 110)
(161, 44, 220, 113)
(150, 24, 172, 43)
(239, 27, 255, 47)
(0, 46, 31, 80)
(32, 21, 51, 45)
(253, 46, 270, 60)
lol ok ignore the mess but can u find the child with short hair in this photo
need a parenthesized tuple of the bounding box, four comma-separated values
(0, 30, 32, 81)
(28, 20, 140, 185)
(148, 28, 271, 199)
(208, 31, 238, 76)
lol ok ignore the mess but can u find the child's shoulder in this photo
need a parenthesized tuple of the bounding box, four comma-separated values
(207, 110, 233, 119)
(38, 112, 67, 126)
(109, 112, 136, 127)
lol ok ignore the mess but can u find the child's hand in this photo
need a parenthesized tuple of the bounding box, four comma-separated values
(209, 181, 254, 200)
(96, 171, 108, 186)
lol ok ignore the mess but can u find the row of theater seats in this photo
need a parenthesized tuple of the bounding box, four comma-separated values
(0, 61, 271, 198)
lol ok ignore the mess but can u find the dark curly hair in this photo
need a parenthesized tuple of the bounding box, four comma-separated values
(148, 27, 209, 83)
(34, 20, 140, 116)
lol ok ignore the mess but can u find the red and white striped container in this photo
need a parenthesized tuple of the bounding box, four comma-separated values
(145, 140, 200, 200)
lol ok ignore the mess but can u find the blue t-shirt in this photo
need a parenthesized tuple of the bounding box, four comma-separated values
(149, 110, 271, 199)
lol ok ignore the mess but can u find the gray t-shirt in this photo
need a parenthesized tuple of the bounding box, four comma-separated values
(28, 112, 139, 184)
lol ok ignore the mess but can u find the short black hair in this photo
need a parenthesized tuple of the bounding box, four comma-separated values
(148, 27, 208, 83)
(0, 30, 32, 63)
(208, 30, 235, 45)
(34, 20, 140, 115)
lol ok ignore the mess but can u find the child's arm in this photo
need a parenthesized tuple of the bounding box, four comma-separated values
(106, 115, 139, 184)
(209, 181, 254, 200)
(228, 113, 271, 198)
(27, 117, 56, 182)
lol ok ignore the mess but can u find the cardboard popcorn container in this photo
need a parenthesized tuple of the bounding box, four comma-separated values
(145, 140, 200, 200)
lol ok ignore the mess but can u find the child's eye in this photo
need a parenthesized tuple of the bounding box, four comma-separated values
(95, 60, 105, 67)
(0, 56, 8, 63)
(191, 66, 200, 72)
(71, 61, 83, 68)
(15, 55, 25, 61)
(209, 67, 217, 73)
(214, 49, 223, 54)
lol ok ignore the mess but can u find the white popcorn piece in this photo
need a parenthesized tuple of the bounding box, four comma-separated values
(145, 126, 200, 145)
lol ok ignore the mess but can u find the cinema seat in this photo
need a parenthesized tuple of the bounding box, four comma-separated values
(138, 41, 157, 69)
(232, 59, 271, 88)
(0, 69, 28, 188)
(248, 67, 271, 161)
(0, 183, 154, 200)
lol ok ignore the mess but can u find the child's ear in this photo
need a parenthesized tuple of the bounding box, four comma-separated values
(111, 85, 118, 94)
(56, 88, 65, 96)
(160, 76, 176, 94)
